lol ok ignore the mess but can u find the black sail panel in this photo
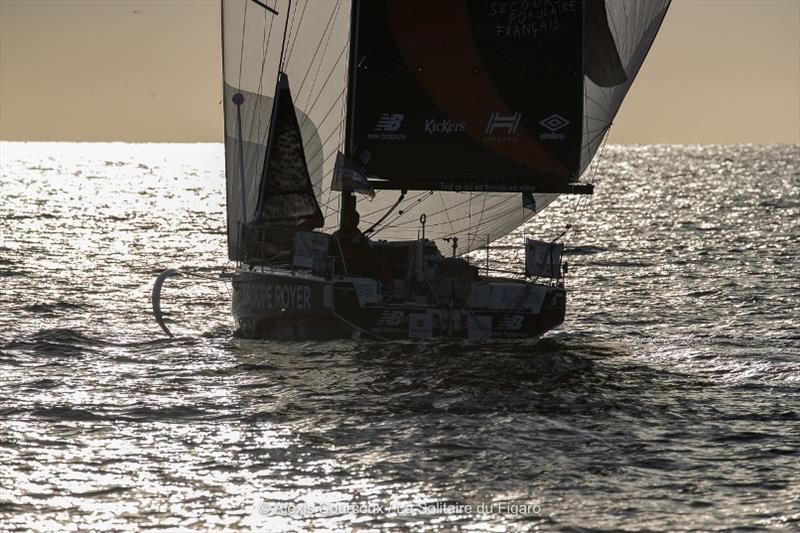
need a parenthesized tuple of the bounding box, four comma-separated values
(255, 73, 324, 227)
(348, 0, 584, 192)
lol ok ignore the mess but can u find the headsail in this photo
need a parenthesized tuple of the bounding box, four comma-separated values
(221, 0, 350, 261)
(581, 0, 671, 173)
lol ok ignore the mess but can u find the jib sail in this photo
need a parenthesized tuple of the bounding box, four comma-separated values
(221, 0, 350, 261)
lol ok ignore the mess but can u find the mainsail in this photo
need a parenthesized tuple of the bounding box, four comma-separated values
(221, 0, 670, 259)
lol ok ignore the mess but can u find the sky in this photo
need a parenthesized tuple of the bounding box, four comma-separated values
(0, 0, 798, 144)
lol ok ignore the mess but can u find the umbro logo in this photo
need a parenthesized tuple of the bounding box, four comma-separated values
(539, 114, 570, 132)
(539, 114, 569, 140)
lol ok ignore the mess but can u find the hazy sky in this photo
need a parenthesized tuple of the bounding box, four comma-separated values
(1, 0, 798, 144)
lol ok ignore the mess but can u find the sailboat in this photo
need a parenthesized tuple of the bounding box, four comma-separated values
(155, 0, 670, 340)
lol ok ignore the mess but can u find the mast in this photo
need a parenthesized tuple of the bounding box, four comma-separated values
(339, 0, 361, 231)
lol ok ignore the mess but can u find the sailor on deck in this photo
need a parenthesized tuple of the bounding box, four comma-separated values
(334, 207, 371, 257)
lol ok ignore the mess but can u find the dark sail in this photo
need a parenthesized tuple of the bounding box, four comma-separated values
(255, 73, 324, 227)
(347, 0, 585, 193)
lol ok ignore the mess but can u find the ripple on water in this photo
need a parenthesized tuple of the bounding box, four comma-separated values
(0, 143, 798, 531)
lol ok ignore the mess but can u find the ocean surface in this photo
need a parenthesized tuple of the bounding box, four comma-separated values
(1, 142, 798, 531)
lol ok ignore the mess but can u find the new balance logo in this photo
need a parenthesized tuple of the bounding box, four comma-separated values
(369, 113, 406, 141)
(484, 112, 522, 135)
(374, 113, 404, 132)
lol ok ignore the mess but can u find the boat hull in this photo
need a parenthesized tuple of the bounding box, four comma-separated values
(231, 269, 565, 341)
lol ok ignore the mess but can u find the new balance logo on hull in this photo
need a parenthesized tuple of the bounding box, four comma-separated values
(485, 112, 522, 135)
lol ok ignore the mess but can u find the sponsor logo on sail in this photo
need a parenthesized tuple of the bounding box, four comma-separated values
(369, 113, 406, 141)
(483, 112, 522, 142)
(538, 114, 569, 140)
(424, 118, 466, 135)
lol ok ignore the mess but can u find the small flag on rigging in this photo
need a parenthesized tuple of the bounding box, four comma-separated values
(525, 239, 563, 278)
(332, 151, 375, 198)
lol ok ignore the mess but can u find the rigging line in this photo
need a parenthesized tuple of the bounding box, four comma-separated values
(584, 114, 614, 124)
(369, 192, 435, 237)
(277, 0, 293, 73)
(469, 191, 489, 251)
(582, 123, 613, 148)
(584, 92, 616, 114)
(425, 195, 512, 230)
(237, 0, 249, 89)
(372, 191, 495, 229)
(284, 0, 308, 66)
(317, 190, 343, 212)
(297, 2, 342, 119)
(438, 192, 457, 237)
(240, 1, 276, 203)
(354, 192, 433, 230)
(438, 199, 529, 239)
(359, 191, 429, 218)
(364, 192, 406, 235)
(305, 116, 347, 175)
(319, 44, 348, 222)
(566, 127, 611, 254)
(311, 125, 346, 178)
(590, 126, 612, 187)
(623, 3, 631, 61)
(280, 0, 299, 70)
(295, 0, 342, 98)
(326, 21, 349, 225)
(247, 1, 277, 151)
(365, 192, 479, 231)
(338, 23, 348, 153)
(300, 86, 346, 152)
(465, 193, 474, 249)
(298, 34, 348, 130)
(366, 191, 510, 237)
(467, 217, 526, 249)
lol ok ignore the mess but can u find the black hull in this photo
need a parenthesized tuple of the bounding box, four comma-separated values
(231, 270, 565, 341)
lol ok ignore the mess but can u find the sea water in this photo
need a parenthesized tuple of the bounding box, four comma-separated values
(1, 142, 798, 531)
